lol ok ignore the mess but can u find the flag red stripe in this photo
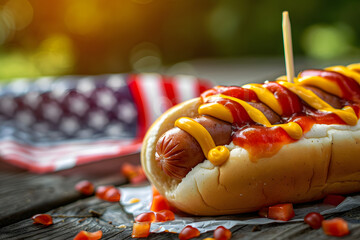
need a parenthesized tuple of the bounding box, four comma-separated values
(128, 74, 149, 138)
(163, 76, 178, 106)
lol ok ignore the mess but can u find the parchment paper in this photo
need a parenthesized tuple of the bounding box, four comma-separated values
(119, 185, 360, 233)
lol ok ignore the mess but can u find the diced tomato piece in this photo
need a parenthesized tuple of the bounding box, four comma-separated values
(150, 195, 170, 212)
(103, 187, 121, 202)
(179, 225, 200, 240)
(121, 163, 138, 179)
(323, 194, 346, 206)
(121, 163, 147, 184)
(304, 212, 324, 229)
(75, 180, 94, 196)
(152, 185, 160, 197)
(155, 210, 175, 222)
(258, 207, 269, 218)
(95, 185, 121, 202)
(129, 171, 147, 184)
(213, 226, 232, 240)
(135, 212, 155, 223)
(32, 214, 53, 226)
(132, 222, 151, 238)
(268, 203, 295, 221)
(322, 218, 350, 237)
(95, 185, 114, 199)
(73, 230, 102, 240)
(154, 213, 166, 222)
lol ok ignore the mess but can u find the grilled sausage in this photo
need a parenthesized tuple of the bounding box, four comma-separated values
(155, 101, 281, 179)
(155, 116, 231, 179)
(304, 86, 342, 109)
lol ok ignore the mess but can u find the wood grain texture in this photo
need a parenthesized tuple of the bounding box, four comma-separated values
(230, 208, 360, 240)
(1, 196, 144, 240)
(1, 154, 360, 239)
(0, 154, 139, 228)
(2, 192, 360, 240)
(0, 166, 81, 228)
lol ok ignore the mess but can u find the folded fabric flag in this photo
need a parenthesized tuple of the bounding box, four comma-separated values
(0, 73, 212, 172)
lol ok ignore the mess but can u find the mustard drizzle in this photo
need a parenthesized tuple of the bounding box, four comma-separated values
(205, 94, 304, 139)
(174, 64, 360, 165)
(175, 117, 230, 166)
(294, 76, 342, 97)
(242, 84, 283, 115)
(326, 65, 360, 85)
(278, 81, 358, 126)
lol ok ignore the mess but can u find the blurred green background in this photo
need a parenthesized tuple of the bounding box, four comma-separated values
(0, 0, 359, 80)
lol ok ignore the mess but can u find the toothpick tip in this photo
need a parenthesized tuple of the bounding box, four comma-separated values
(282, 11, 289, 22)
(282, 11, 294, 83)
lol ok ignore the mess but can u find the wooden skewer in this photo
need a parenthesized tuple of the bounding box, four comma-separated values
(282, 11, 295, 83)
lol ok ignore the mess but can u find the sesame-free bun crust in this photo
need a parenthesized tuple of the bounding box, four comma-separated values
(141, 98, 360, 216)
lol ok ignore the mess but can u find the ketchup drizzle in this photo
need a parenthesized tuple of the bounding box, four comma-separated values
(201, 72, 359, 160)
(204, 97, 254, 127)
(232, 125, 295, 161)
(299, 70, 360, 103)
(264, 82, 303, 116)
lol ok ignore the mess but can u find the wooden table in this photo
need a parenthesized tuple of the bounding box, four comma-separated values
(1, 155, 360, 240)
(1, 58, 360, 239)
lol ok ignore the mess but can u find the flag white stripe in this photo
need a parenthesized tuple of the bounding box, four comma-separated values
(137, 74, 166, 126)
(174, 75, 198, 103)
(0, 141, 138, 164)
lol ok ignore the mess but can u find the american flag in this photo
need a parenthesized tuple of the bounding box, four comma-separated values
(0, 74, 212, 172)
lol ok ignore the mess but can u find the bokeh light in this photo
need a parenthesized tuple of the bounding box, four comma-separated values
(130, 42, 162, 72)
(0, 0, 357, 80)
(5, 0, 33, 31)
(64, 0, 103, 35)
(0, 0, 33, 44)
(206, 2, 242, 56)
(31, 34, 75, 76)
(0, 51, 39, 80)
(301, 23, 355, 59)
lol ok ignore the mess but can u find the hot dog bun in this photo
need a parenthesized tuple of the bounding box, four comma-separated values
(141, 65, 360, 216)
(141, 97, 360, 215)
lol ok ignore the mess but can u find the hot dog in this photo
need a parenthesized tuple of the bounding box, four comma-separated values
(141, 63, 360, 216)
(156, 116, 232, 180)
(155, 103, 280, 180)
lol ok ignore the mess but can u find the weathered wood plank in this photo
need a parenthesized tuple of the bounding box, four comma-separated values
(0, 197, 124, 239)
(2, 153, 360, 239)
(57, 153, 141, 182)
(0, 194, 204, 240)
(0, 153, 140, 227)
(230, 207, 360, 240)
(0, 164, 81, 227)
(2, 190, 360, 240)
